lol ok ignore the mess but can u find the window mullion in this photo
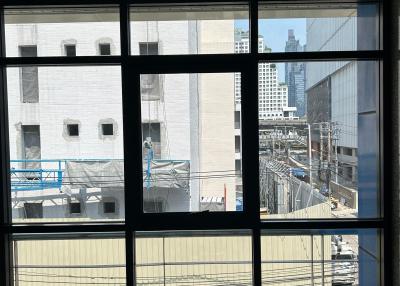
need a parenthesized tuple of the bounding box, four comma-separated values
(0, 7, 13, 286)
(249, 0, 262, 285)
(382, 0, 398, 284)
(120, 1, 136, 286)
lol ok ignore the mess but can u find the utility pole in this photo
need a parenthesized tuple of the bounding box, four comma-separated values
(334, 136, 339, 183)
(327, 123, 332, 197)
(319, 123, 323, 161)
(319, 123, 323, 181)
(308, 123, 313, 187)
(327, 124, 332, 163)
(278, 132, 281, 156)
(328, 121, 339, 184)
(272, 132, 275, 157)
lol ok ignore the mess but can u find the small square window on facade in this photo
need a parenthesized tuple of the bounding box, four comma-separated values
(23, 202, 43, 218)
(67, 124, 79, 136)
(139, 42, 159, 55)
(103, 201, 116, 214)
(99, 119, 117, 139)
(99, 43, 111, 55)
(69, 201, 81, 214)
(65, 44, 76, 56)
(102, 123, 114, 136)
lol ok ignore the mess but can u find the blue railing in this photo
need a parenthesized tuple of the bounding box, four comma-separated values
(10, 158, 189, 192)
(11, 159, 64, 192)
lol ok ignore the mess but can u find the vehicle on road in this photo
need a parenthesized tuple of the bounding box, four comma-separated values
(332, 245, 358, 285)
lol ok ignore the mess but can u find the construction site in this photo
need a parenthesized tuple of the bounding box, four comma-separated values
(259, 119, 358, 220)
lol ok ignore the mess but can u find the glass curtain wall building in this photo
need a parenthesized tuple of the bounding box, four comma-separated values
(0, 0, 397, 285)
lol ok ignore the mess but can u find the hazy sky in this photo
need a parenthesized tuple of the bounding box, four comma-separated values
(235, 19, 306, 82)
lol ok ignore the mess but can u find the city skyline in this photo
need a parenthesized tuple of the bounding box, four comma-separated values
(285, 29, 306, 117)
(235, 19, 306, 82)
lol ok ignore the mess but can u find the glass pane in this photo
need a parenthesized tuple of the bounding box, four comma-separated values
(5, 7, 120, 56)
(261, 230, 380, 285)
(136, 230, 252, 285)
(140, 73, 242, 213)
(258, 61, 379, 219)
(7, 66, 125, 222)
(257, 3, 379, 53)
(130, 4, 249, 55)
(13, 234, 126, 285)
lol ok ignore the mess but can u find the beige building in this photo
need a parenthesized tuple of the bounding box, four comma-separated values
(14, 231, 332, 286)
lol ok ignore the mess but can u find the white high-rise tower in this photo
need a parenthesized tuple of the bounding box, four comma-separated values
(234, 29, 295, 120)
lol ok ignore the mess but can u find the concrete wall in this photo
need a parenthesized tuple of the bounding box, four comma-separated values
(198, 20, 234, 54)
(198, 72, 236, 211)
(13, 232, 332, 286)
(7, 66, 124, 162)
(305, 17, 358, 149)
(305, 15, 356, 90)
(7, 19, 238, 214)
(263, 203, 332, 220)
(330, 181, 358, 209)
(306, 16, 357, 52)
(5, 22, 121, 57)
(195, 20, 237, 211)
(307, 9, 381, 285)
(305, 15, 356, 89)
(12, 188, 126, 220)
(331, 62, 358, 149)
(131, 21, 190, 55)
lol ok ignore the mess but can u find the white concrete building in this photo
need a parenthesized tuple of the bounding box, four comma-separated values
(306, 8, 380, 285)
(234, 29, 295, 120)
(5, 10, 239, 220)
(305, 15, 358, 185)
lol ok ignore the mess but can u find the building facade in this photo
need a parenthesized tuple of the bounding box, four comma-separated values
(234, 29, 295, 120)
(6, 12, 239, 220)
(285, 29, 306, 117)
(306, 17, 359, 186)
(305, 6, 380, 284)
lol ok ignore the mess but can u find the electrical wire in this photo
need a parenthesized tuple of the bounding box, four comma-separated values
(14, 263, 358, 285)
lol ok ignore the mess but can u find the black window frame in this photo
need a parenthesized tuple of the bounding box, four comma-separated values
(0, 1, 397, 286)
